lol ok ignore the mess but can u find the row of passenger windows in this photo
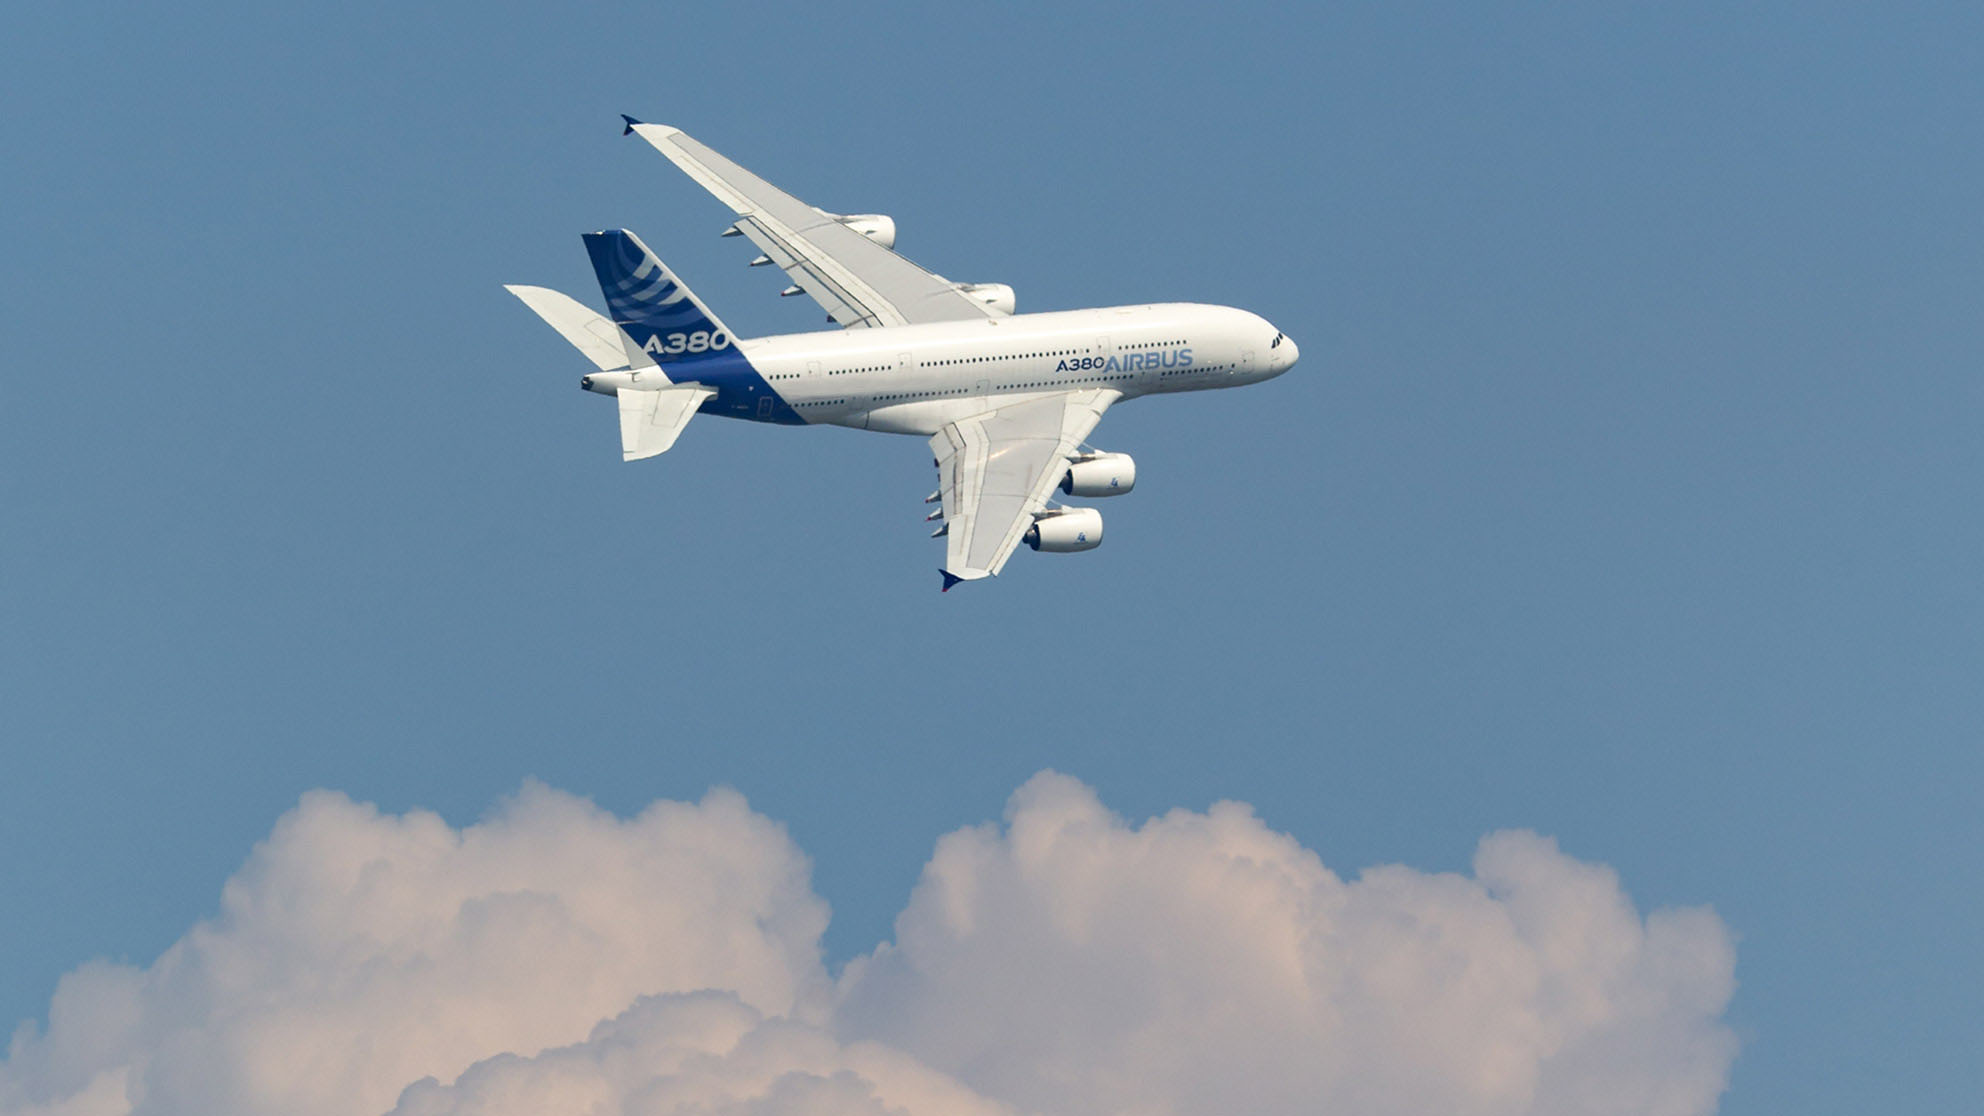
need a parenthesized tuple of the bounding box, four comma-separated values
(805, 340, 1191, 378)
(996, 373, 1136, 389)
(930, 349, 1082, 366)
(873, 387, 969, 402)
(786, 365, 1232, 414)
(872, 372, 1146, 400)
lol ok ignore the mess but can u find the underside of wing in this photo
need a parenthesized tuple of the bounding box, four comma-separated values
(930, 389, 1118, 586)
(623, 119, 1009, 328)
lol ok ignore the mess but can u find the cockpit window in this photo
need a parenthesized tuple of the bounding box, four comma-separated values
(1270, 332, 1284, 349)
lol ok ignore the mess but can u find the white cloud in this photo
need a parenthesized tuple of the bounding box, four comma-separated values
(387, 991, 1015, 1116)
(833, 772, 1738, 1116)
(1, 773, 1737, 1116)
(0, 783, 829, 1116)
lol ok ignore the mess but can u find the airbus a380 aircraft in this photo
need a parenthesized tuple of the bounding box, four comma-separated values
(508, 118, 1299, 589)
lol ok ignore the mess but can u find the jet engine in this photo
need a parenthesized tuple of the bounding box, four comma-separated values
(1060, 453, 1136, 497)
(1023, 507, 1103, 553)
(831, 213, 897, 249)
(958, 282, 1016, 315)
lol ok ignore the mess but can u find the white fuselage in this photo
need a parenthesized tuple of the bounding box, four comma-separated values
(583, 302, 1297, 434)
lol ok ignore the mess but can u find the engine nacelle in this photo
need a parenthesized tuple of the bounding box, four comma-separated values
(1023, 507, 1103, 553)
(833, 213, 897, 249)
(958, 282, 1017, 316)
(1060, 453, 1136, 497)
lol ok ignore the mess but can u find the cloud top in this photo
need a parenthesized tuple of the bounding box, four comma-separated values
(1, 783, 828, 1116)
(2, 773, 1736, 1116)
(835, 772, 1737, 1116)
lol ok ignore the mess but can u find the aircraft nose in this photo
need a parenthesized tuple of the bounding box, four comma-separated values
(1271, 331, 1298, 374)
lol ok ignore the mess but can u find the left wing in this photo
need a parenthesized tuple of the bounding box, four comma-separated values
(930, 389, 1119, 588)
(622, 118, 1007, 329)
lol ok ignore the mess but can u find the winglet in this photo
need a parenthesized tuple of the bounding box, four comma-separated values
(621, 114, 643, 136)
(940, 570, 965, 592)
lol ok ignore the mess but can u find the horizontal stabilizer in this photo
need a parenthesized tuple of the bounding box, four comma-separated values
(618, 384, 716, 461)
(505, 285, 634, 371)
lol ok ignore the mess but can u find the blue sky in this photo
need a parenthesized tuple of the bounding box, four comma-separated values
(1, 3, 1977, 1113)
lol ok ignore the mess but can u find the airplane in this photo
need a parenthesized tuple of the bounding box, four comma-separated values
(507, 118, 1299, 590)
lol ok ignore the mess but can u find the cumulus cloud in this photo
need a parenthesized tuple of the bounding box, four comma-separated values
(0, 783, 829, 1116)
(388, 991, 1014, 1116)
(835, 772, 1738, 1116)
(1, 773, 1737, 1116)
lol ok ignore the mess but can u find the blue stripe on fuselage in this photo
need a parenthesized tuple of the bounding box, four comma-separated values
(677, 348, 805, 425)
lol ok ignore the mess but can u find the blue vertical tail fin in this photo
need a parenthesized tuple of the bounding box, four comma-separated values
(583, 229, 740, 366)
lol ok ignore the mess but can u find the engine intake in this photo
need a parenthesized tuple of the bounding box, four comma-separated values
(1024, 507, 1103, 553)
(831, 213, 897, 249)
(1061, 453, 1136, 497)
(958, 282, 1016, 316)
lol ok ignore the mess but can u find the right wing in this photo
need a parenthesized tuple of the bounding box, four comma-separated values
(930, 389, 1118, 587)
(623, 119, 1006, 329)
